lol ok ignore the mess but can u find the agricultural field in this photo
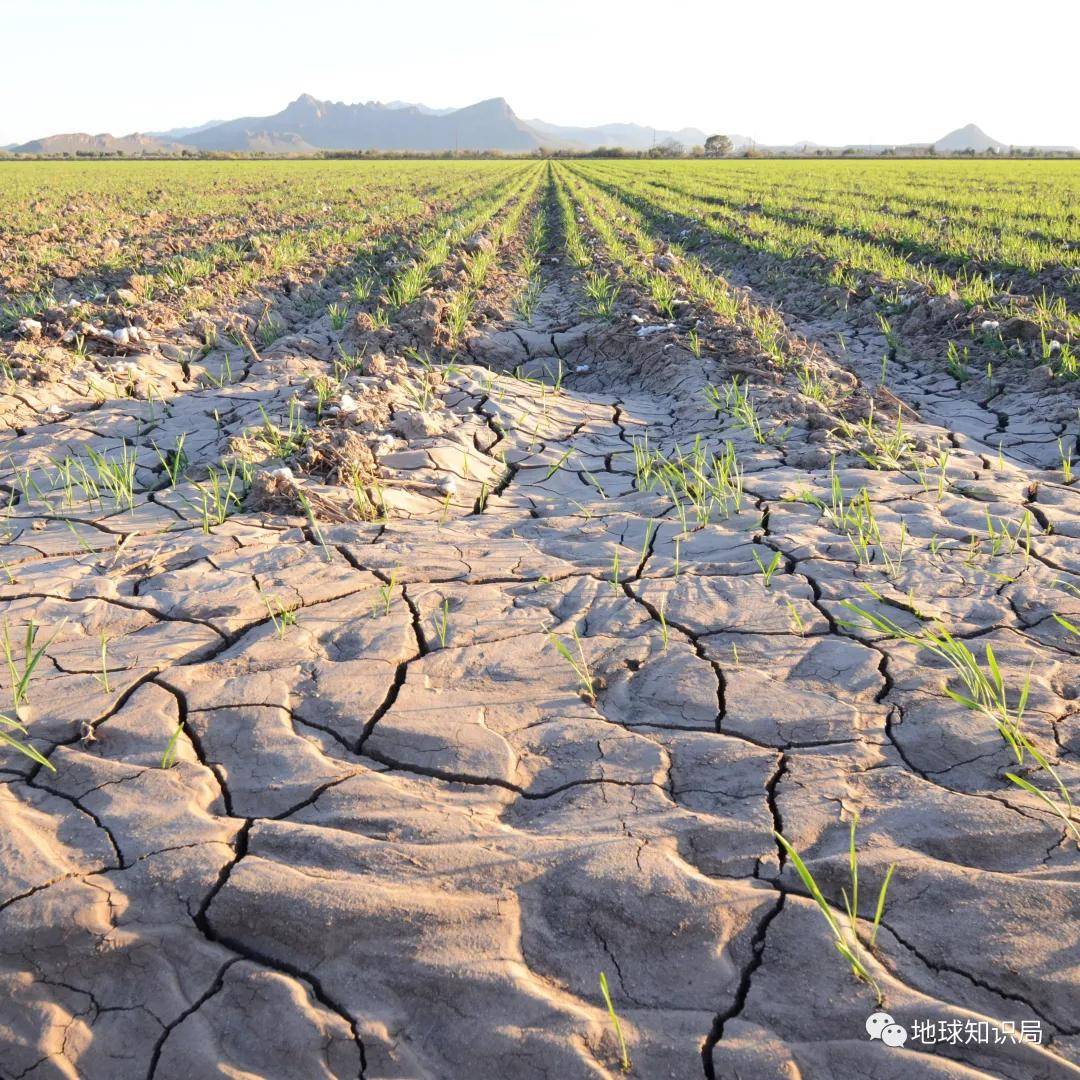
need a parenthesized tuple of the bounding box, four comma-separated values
(0, 157, 1078, 1079)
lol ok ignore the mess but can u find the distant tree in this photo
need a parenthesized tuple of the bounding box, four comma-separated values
(649, 138, 685, 158)
(690, 144, 705, 157)
(704, 134, 733, 157)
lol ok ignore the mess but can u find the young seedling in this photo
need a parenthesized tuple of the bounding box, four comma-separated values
(327, 302, 348, 330)
(309, 374, 338, 420)
(599, 972, 631, 1073)
(583, 271, 620, 318)
(774, 813, 896, 1004)
(94, 633, 111, 694)
(946, 341, 970, 381)
(432, 596, 450, 647)
(376, 571, 399, 617)
(1006, 771, 1080, 844)
(351, 274, 375, 303)
(260, 591, 298, 638)
(842, 598, 1076, 842)
(152, 434, 188, 486)
(187, 461, 247, 533)
(548, 628, 596, 703)
(2, 617, 65, 714)
(1060, 438, 1075, 485)
(753, 549, 783, 587)
(544, 447, 574, 480)
(445, 289, 474, 341)
(160, 724, 184, 769)
(296, 491, 333, 563)
(1, 712, 55, 771)
(64, 518, 94, 554)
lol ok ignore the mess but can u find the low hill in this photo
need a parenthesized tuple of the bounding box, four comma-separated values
(12, 131, 187, 155)
(933, 123, 1008, 153)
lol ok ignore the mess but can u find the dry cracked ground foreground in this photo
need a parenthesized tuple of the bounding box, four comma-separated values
(1, 222, 1079, 1078)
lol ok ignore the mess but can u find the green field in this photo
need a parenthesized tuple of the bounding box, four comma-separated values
(2, 158, 1076, 378)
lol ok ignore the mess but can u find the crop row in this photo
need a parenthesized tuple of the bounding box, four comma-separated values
(575, 160, 1080, 344)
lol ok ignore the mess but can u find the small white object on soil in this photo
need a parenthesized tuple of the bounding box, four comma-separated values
(636, 323, 676, 338)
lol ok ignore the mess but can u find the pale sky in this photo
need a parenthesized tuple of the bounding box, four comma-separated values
(2, 0, 1077, 147)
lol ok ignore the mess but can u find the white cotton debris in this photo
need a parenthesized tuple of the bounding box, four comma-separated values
(110, 360, 142, 379)
(439, 476, 457, 494)
(267, 466, 295, 482)
(373, 435, 396, 456)
(636, 323, 676, 338)
(1048, 340, 1062, 353)
(111, 326, 146, 346)
(980, 320, 1001, 330)
(630, 314, 646, 324)
(338, 392, 360, 414)
(46, 404, 64, 416)
(16, 318, 42, 336)
(574, 364, 591, 374)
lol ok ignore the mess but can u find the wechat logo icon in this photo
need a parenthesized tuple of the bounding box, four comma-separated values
(866, 1012, 908, 1048)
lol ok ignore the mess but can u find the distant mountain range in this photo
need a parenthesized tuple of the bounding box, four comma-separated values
(4, 101, 1075, 156)
(146, 120, 225, 140)
(525, 117, 718, 152)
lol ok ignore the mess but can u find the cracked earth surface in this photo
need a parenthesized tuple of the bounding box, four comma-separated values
(1, 169, 1079, 1080)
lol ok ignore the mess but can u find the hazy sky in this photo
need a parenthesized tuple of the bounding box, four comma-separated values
(3, 0, 1077, 146)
